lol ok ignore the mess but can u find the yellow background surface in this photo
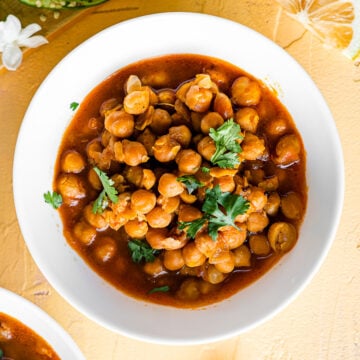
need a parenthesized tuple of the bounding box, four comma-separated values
(1, 1, 359, 359)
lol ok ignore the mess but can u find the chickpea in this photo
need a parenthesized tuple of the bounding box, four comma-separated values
(213, 175, 235, 193)
(122, 140, 149, 166)
(178, 204, 203, 223)
(247, 187, 267, 212)
(123, 165, 143, 188)
(83, 204, 108, 230)
(218, 224, 247, 250)
(176, 278, 200, 301)
(209, 250, 235, 273)
(125, 74, 142, 93)
(281, 192, 303, 220)
(235, 107, 260, 133)
(185, 85, 213, 112)
(176, 81, 192, 103)
(209, 167, 238, 178)
(143, 257, 165, 276)
(266, 117, 287, 137)
(61, 150, 85, 174)
(233, 245, 252, 267)
(163, 249, 185, 271)
(150, 108, 172, 134)
(174, 99, 191, 122)
(93, 236, 117, 263)
(146, 206, 172, 228)
(197, 136, 216, 161)
(179, 189, 197, 204)
(88, 168, 102, 190)
(245, 168, 265, 185)
(123, 89, 150, 115)
(240, 133, 266, 161)
(157, 89, 176, 105)
(73, 220, 96, 245)
(247, 212, 269, 233)
(249, 234, 271, 256)
(198, 280, 218, 295)
(200, 112, 224, 134)
(175, 149, 202, 174)
(131, 189, 156, 214)
(140, 169, 156, 190)
(124, 219, 148, 239)
(157, 195, 180, 214)
(99, 98, 119, 117)
(231, 76, 261, 106)
(203, 264, 226, 284)
(264, 192, 281, 216)
(158, 173, 184, 197)
(57, 173, 86, 204)
(135, 105, 154, 131)
(213, 92, 234, 120)
(268, 222, 297, 253)
(274, 134, 301, 166)
(182, 242, 206, 267)
(168, 125, 192, 148)
(146, 227, 187, 250)
(195, 231, 218, 257)
(258, 176, 279, 192)
(104, 109, 134, 138)
(153, 134, 181, 163)
(136, 128, 156, 156)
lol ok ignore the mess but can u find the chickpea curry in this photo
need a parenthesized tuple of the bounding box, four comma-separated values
(51, 54, 307, 308)
(0, 313, 60, 360)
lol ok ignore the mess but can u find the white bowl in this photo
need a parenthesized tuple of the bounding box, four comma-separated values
(0, 287, 85, 358)
(13, 12, 344, 344)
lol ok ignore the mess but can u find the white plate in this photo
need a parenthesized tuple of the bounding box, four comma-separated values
(0, 288, 85, 359)
(13, 12, 344, 344)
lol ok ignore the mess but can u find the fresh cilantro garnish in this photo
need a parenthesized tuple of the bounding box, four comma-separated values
(70, 102, 79, 111)
(209, 119, 243, 169)
(128, 239, 160, 263)
(176, 175, 204, 194)
(43, 191, 62, 209)
(178, 185, 250, 241)
(92, 167, 118, 214)
(148, 285, 170, 294)
(201, 166, 210, 173)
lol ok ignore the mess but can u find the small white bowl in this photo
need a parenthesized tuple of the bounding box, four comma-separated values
(13, 12, 344, 344)
(0, 288, 84, 358)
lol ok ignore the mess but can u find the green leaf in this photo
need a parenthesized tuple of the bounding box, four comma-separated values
(128, 240, 159, 263)
(70, 102, 79, 111)
(209, 119, 243, 168)
(176, 175, 203, 194)
(92, 167, 118, 214)
(178, 217, 207, 239)
(43, 191, 62, 209)
(148, 285, 170, 294)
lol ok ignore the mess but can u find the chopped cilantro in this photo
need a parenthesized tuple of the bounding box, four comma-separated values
(43, 191, 62, 209)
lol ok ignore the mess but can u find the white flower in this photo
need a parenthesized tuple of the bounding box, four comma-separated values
(0, 14, 48, 71)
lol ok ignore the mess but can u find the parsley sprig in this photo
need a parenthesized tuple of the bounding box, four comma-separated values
(148, 285, 170, 294)
(92, 167, 119, 214)
(44, 191, 62, 209)
(176, 175, 204, 194)
(209, 119, 243, 169)
(178, 185, 250, 240)
(128, 239, 160, 263)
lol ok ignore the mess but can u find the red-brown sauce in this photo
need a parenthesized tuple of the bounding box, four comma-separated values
(54, 54, 307, 308)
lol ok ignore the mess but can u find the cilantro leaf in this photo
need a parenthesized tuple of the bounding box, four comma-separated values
(178, 185, 250, 241)
(43, 191, 62, 209)
(178, 217, 208, 239)
(148, 285, 170, 294)
(70, 102, 79, 111)
(209, 119, 243, 169)
(176, 175, 203, 194)
(128, 239, 160, 263)
(92, 167, 118, 214)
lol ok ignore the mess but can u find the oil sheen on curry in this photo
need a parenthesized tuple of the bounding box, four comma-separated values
(53, 54, 307, 308)
(0, 313, 60, 360)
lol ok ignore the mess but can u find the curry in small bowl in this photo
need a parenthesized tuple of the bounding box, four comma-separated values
(51, 54, 307, 308)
